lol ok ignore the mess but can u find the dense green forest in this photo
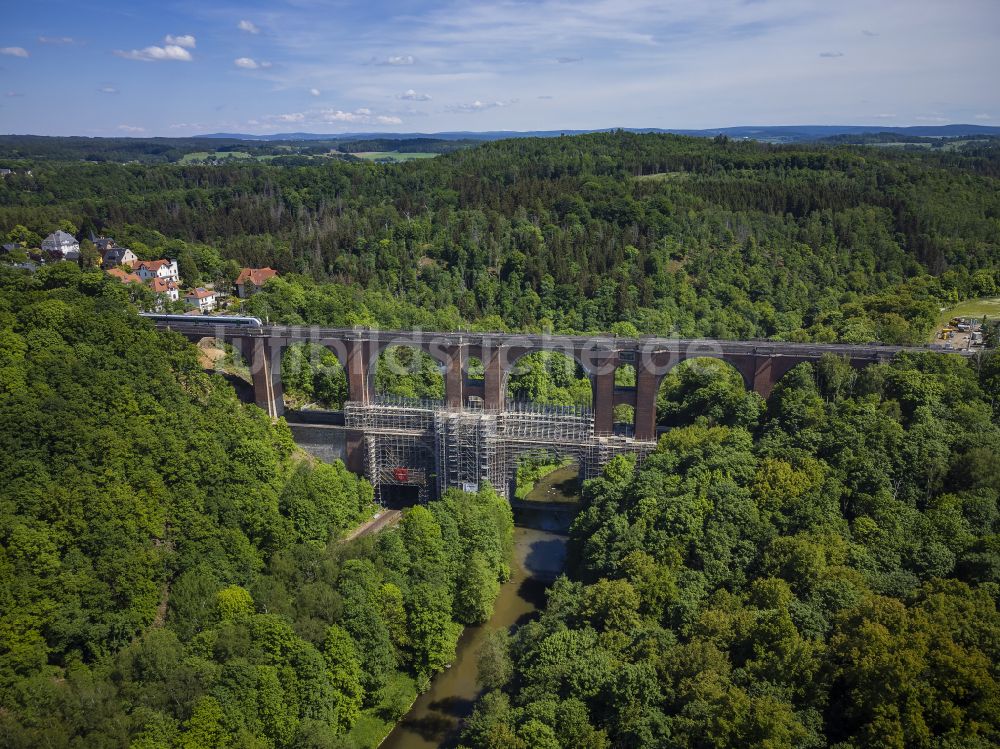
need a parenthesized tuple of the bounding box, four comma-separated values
(2, 132, 999, 344)
(0, 263, 514, 747)
(462, 351, 1000, 748)
(1, 133, 999, 747)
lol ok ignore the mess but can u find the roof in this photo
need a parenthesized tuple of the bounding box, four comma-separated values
(185, 287, 216, 299)
(44, 230, 78, 244)
(236, 267, 279, 286)
(103, 247, 135, 260)
(107, 268, 142, 284)
(134, 259, 174, 272)
(149, 277, 178, 293)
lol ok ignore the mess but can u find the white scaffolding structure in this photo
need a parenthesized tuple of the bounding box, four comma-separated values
(344, 396, 656, 502)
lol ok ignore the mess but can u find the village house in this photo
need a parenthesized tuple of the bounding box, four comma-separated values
(41, 230, 80, 260)
(94, 237, 117, 253)
(235, 267, 279, 298)
(134, 258, 179, 283)
(102, 246, 138, 269)
(149, 277, 180, 303)
(185, 287, 217, 312)
(106, 267, 143, 285)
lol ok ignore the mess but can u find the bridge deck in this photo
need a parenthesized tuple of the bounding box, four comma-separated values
(149, 319, 978, 359)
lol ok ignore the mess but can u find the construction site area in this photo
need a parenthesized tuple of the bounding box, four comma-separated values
(343, 396, 656, 503)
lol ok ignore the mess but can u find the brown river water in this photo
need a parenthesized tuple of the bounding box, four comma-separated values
(380, 513, 570, 749)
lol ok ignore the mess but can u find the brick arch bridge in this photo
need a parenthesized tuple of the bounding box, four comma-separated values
(157, 320, 972, 499)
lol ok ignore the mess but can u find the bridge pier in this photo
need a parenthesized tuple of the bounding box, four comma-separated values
(592, 350, 617, 436)
(235, 337, 285, 419)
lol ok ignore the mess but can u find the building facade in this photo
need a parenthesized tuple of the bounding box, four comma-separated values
(41, 230, 80, 260)
(184, 287, 217, 312)
(134, 259, 180, 283)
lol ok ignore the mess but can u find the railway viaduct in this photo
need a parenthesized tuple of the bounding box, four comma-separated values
(154, 319, 972, 498)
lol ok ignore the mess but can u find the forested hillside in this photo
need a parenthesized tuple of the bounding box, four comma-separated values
(463, 351, 1000, 748)
(0, 263, 513, 747)
(2, 133, 999, 342)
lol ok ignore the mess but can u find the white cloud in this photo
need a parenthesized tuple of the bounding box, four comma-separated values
(0, 47, 28, 58)
(238, 20, 260, 35)
(915, 115, 949, 122)
(118, 125, 146, 133)
(98, 86, 119, 94)
(164, 34, 196, 49)
(6, 91, 24, 97)
(320, 108, 403, 124)
(266, 107, 403, 127)
(235, 57, 260, 69)
(819, 51, 844, 58)
(556, 56, 582, 64)
(115, 44, 192, 62)
(449, 99, 514, 113)
(872, 113, 896, 118)
(973, 113, 992, 120)
(309, 88, 321, 96)
(380, 55, 415, 66)
(38, 36, 75, 45)
(398, 89, 432, 101)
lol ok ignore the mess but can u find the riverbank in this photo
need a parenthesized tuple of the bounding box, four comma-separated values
(380, 525, 568, 748)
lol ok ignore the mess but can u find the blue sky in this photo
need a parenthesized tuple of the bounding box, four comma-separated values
(2, 0, 998, 136)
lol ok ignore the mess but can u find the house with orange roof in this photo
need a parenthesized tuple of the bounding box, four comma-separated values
(134, 258, 179, 283)
(149, 277, 180, 302)
(235, 267, 279, 298)
(184, 287, 217, 312)
(106, 267, 142, 285)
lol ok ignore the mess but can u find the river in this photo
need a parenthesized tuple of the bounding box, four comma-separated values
(380, 518, 569, 748)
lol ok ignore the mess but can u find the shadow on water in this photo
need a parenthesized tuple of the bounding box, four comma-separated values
(522, 538, 567, 579)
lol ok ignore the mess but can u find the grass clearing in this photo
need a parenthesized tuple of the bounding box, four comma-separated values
(353, 151, 440, 163)
(929, 296, 1000, 342)
(634, 171, 690, 181)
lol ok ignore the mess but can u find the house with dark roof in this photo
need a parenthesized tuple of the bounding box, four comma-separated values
(235, 267, 279, 298)
(41, 230, 80, 260)
(102, 246, 138, 269)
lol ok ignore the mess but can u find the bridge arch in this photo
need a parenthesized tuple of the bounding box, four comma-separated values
(370, 342, 448, 401)
(281, 342, 349, 410)
(503, 348, 594, 407)
(654, 356, 763, 429)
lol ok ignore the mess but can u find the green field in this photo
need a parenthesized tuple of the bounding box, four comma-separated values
(930, 296, 1000, 340)
(179, 151, 277, 164)
(353, 151, 439, 162)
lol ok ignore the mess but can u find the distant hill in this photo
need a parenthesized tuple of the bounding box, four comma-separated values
(197, 124, 1000, 143)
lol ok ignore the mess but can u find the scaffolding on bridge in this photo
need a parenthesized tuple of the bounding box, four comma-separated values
(344, 395, 656, 503)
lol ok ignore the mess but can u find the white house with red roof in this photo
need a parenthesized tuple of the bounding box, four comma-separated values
(184, 287, 217, 312)
(149, 277, 180, 302)
(134, 258, 179, 283)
